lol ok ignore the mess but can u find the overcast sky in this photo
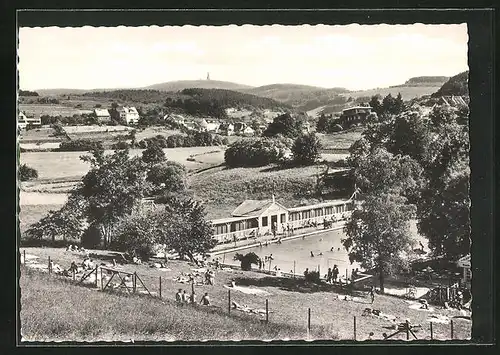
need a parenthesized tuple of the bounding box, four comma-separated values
(18, 24, 468, 91)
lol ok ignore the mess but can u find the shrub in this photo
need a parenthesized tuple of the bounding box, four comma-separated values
(58, 139, 103, 152)
(146, 161, 187, 195)
(292, 133, 322, 166)
(224, 137, 292, 167)
(166, 134, 185, 148)
(111, 141, 130, 150)
(233, 252, 261, 271)
(19, 164, 38, 181)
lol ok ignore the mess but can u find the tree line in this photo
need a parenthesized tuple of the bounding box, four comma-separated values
(343, 99, 470, 292)
(24, 143, 215, 261)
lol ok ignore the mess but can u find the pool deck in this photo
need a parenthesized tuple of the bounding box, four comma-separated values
(208, 221, 347, 257)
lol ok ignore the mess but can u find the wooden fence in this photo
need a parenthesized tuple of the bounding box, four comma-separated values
(21, 253, 470, 341)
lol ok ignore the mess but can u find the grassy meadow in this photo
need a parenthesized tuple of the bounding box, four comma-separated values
(20, 247, 471, 341)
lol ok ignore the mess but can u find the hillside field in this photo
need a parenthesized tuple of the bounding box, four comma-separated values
(20, 248, 471, 341)
(341, 85, 441, 101)
(19, 104, 93, 117)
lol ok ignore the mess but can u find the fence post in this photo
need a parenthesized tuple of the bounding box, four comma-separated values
(133, 272, 137, 293)
(48, 256, 51, 274)
(406, 320, 410, 340)
(308, 308, 311, 334)
(353, 316, 357, 340)
(95, 267, 98, 288)
(228, 289, 231, 314)
(450, 319, 454, 339)
(318, 264, 320, 276)
(293, 261, 296, 279)
(72, 269, 76, 281)
(430, 322, 433, 340)
(159, 276, 162, 299)
(23, 250, 26, 265)
(100, 267, 103, 290)
(266, 299, 269, 324)
(345, 269, 348, 283)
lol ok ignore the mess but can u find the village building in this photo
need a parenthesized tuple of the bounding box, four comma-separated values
(205, 119, 220, 133)
(18, 111, 41, 129)
(338, 106, 373, 127)
(233, 122, 255, 136)
(211, 196, 354, 244)
(94, 108, 111, 123)
(119, 106, 140, 125)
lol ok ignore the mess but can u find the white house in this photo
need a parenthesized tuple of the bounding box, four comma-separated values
(219, 122, 235, 136)
(206, 120, 220, 133)
(242, 126, 255, 136)
(94, 108, 111, 123)
(18, 111, 41, 129)
(119, 106, 140, 125)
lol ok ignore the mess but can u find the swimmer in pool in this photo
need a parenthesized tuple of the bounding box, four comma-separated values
(310, 251, 314, 257)
(330, 247, 334, 251)
(319, 252, 323, 256)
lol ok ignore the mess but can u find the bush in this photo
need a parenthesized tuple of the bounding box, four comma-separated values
(111, 141, 130, 150)
(292, 133, 322, 166)
(19, 164, 38, 181)
(224, 136, 292, 167)
(146, 161, 187, 195)
(58, 139, 103, 152)
(233, 252, 261, 271)
(166, 134, 185, 148)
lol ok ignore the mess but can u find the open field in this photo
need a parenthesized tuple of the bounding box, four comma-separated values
(20, 247, 471, 341)
(318, 128, 364, 150)
(20, 104, 93, 117)
(134, 126, 186, 141)
(19, 127, 62, 144)
(20, 147, 226, 181)
(19, 204, 65, 233)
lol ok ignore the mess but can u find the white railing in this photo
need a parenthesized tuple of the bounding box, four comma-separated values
(213, 227, 259, 245)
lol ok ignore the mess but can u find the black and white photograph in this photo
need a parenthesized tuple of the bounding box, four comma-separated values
(16, 13, 480, 343)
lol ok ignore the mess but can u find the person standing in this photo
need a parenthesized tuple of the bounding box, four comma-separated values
(176, 289, 183, 304)
(332, 265, 339, 283)
(327, 268, 333, 283)
(370, 286, 375, 304)
(182, 290, 189, 304)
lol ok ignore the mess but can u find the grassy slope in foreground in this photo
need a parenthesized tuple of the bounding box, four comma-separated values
(20, 266, 316, 342)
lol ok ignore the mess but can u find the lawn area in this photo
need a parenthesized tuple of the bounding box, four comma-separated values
(190, 164, 342, 220)
(19, 127, 62, 144)
(134, 126, 186, 141)
(317, 128, 364, 150)
(20, 104, 92, 116)
(20, 246, 471, 341)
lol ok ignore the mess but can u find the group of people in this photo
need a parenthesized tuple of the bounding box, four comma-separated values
(65, 245, 87, 254)
(326, 265, 340, 283)
(175, 289, 211, 306)
(204, 269, 216, 285)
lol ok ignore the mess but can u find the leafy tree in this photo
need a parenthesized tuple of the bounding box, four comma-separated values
(155, 196, 217, 262)
(141, 141, 166, 165)
(262, 113, 303, 138)
(19, 164, 38, 181)
(292, 133, 322, 166)
(146, 161, 187, 196)
(369, 95, 383, 116)
(224, 137, 292, 167)
(79, 148, 147, 247)
(343, 193, 416, 293)
(233, 252, 261, 271)
(24, 194, 85, 244)
(316, 114, 329, 132)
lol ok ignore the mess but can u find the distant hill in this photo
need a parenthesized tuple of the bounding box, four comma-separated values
(36, 88, 94, 96)
(400, 76, 449, 86)
(240, 84, 350, 110)
(431, 71, 469, 97)
(144, 80, 253, 92)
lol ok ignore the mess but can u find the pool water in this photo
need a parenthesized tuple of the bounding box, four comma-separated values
(215, 228, 361, 279)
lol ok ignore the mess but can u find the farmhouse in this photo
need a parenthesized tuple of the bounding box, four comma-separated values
(18, 111, 41, 129)
(456, 254, 471, 288)
(234, 122, 255, 136)
(211, 196, 354, 244)
(119, 106, 140, 125)
(94, 108, 111, 123)
(338, 106, 372, 127)
(206, 120, 220, 133)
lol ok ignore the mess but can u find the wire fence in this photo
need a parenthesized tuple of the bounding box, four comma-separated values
(20, 251, 471, 341)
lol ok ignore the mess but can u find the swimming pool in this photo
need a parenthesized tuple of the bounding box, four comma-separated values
(214, 228, 361, 279)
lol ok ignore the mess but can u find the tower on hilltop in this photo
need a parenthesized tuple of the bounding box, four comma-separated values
(207, 72, 210, 80)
